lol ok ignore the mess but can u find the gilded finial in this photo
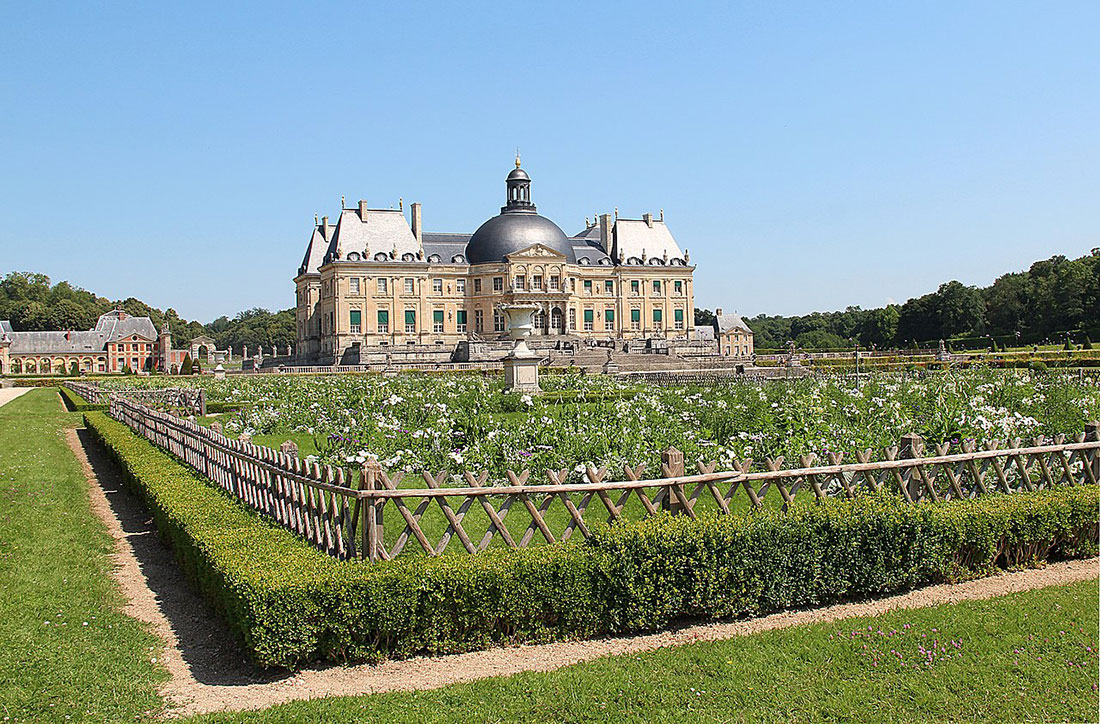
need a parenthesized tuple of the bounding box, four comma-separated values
(614, 206, 618, 219)
(341, 195, 346, 208)
(515, 148, 521, 168)
(660, 208, 664, 221)
(314, 213, 319, 225)
(399, 197, 403, 210)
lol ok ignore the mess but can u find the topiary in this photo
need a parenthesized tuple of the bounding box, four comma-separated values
(1084, 337, 1094, 350)
(180, 354, 193, 375)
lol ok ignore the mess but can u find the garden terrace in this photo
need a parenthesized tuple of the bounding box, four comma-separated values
(104, 390, 1099, 562)
(90, 369, 1100, 475)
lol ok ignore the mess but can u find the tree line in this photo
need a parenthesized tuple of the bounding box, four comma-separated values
(697, 250, 1099, 350)
(0, 272, 295, 353)
(6, 249, 1097, 356)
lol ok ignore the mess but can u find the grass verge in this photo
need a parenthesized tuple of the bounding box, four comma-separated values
(0, 389, 166, 722)
(187, 577, 1100, 723)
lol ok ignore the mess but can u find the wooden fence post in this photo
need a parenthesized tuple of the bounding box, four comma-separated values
(1087, 421, 1100, 482)
(899, 432, 924, 502)
(363, 459, 383, 562)
(661, 446, 685, 515)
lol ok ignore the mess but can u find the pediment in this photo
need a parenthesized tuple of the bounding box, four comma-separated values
(505, 243, 567, 261)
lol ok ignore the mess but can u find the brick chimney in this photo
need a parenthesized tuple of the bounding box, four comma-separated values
(321, 215, 330, 237)
(411, 202, 423, 245)
(358, 200, 368, 221)
(643, 212, 653, 228)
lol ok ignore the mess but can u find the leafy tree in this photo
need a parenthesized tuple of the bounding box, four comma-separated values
(48, 299, 93, 331)
(694, 308, 716, 329)
(859, 306, 899, 348)
(935, 281, 986, 337)
(794, 329, 846, 349)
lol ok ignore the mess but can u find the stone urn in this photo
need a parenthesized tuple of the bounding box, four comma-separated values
(502, 304, 539, 357)
(501, 304, 540, 392)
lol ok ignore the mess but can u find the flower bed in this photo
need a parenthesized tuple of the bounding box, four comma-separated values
(95, 369, 1100, 480)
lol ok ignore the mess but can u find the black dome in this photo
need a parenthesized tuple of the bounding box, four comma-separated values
(465, 161, 575, 264)
(466, 212, 575, 264)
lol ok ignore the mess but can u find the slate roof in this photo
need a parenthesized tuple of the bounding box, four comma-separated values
(693, 325, 715, 341)
(422, 233, 472, 264)
(298, 221, 335, 276)
(717, 312, 752, 335)
(326, 208, 420, 263)
(569, 218, 687, 266)
(612, 219, 685, 264)
(1, 312, 158, 355)
(298, 205, 687, 269)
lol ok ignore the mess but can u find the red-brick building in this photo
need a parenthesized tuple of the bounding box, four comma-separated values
(0, 310, 184, 375)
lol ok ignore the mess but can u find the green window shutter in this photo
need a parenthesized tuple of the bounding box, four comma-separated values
(405, 310, 415, 325)
(675, 281, 682, 292)
(583, 309, 594, 323)
(605, 309, 614, 322)
(630, 309, 640, 322)
(377, 310, 389, 325)
(631, 280, 639, 291)
(605, 280, 613, 292)
(433, 310, 444, 323)
(584, 280, 592, 291)
(674, 309, 684, 322)
(456, 310, 467, 324)
(653, 309, 662, 322)
(349, 310, 361, 326)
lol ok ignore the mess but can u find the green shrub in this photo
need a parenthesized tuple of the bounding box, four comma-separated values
(59, 386, 107, 412)
(82, 411, 1099, 670)
(204, 402, 246, 414)
(180, 354, 193, 375)
(1029, 361, 1048, 373)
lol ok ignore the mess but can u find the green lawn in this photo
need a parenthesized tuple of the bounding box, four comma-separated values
(1, 388, 1097, 723)
(188, 578, 1099, 723)
(0, 389, 166, 722)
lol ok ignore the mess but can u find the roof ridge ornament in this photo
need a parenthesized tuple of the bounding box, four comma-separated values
(515, 148, 521, 168)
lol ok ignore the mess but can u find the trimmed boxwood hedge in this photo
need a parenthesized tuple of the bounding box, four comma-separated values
(204, 401, 246, 414)
(83, 411, 1098, 670)
(59, 386, 107, 412)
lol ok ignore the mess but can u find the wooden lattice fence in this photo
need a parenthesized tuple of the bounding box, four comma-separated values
(69, 381, 205, 416)
(104, 395, 1100, 562)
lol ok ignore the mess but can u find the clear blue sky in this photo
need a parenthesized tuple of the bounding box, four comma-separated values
(1, 1, 1097, 323)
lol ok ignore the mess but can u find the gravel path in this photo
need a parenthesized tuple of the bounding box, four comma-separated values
(0, 387, 31, 407)
(65, 426, 1100, 718)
